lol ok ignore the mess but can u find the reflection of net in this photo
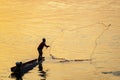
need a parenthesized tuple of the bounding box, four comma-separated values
(49, 22, 111, 63)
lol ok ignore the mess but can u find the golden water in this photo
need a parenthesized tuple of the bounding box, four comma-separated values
(0, 0, 120, 80)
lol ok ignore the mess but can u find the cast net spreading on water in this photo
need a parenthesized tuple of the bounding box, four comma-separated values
(44, 22, 111, 80)
(47, 22, 111, 63)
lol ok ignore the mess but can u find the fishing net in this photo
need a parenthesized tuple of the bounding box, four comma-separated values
(48, 22, 111, 63)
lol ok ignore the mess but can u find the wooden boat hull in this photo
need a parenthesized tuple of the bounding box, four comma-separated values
(11, 57, 45, 73)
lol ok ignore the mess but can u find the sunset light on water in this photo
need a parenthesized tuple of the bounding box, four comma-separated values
(0, 0, 120, 80)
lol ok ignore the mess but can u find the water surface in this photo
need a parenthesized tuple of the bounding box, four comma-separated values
(0, 0, 120, 80)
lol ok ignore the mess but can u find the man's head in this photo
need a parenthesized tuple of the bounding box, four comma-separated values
(42, 38, 46, 42)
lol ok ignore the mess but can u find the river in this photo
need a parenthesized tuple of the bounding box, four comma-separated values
(0, 0, 120, 80)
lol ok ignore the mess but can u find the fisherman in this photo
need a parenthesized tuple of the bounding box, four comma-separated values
(37, 38, 50, 60)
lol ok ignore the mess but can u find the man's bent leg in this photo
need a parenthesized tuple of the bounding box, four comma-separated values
(38, 50, 43, 61)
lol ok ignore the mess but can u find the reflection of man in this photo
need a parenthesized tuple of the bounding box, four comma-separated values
(37, 38, 50, 60)
(38, 63, 46, 80)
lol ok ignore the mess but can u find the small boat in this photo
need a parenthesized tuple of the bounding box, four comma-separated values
(11, 57, 45, 73)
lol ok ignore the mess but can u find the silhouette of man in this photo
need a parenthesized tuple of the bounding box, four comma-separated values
(37, 38, 50, 60)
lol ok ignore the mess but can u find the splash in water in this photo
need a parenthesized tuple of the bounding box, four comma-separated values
(50, 54, 91, 63)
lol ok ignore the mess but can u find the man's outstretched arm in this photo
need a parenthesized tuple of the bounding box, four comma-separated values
(45, 44, 50, 48)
